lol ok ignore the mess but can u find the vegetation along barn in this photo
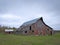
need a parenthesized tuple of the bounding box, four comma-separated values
(16, 17, 54, 35)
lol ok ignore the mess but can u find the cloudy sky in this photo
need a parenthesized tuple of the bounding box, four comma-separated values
(0, 0, 60, 30)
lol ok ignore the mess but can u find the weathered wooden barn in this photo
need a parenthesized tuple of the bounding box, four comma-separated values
(16, 17, 53, 35)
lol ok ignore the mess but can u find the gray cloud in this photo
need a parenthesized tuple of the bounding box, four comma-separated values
(0, 0, 60, 29)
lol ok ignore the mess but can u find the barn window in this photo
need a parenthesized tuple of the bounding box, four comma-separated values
(32, 30, 34, 32)
(30, 26, 31, 30)
(47, 29, 49, 31)
(25, 31, 27, 33)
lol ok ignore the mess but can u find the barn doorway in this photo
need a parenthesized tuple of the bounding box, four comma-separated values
(50, 31, 52, 35)
(30, 26, 31, 30)
(25, 31, 27, 33)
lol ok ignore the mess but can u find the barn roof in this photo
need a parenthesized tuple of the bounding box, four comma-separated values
(20, 17, 53, 29)
(21, 17, 42, 27)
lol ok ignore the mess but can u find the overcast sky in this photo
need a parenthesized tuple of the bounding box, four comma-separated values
(0, 0, 60, 30)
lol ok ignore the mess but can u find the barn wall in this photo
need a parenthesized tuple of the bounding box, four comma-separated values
(35, 20, 45, 35)
(20, 26, 30, 35)
(35, 19, 53, 35)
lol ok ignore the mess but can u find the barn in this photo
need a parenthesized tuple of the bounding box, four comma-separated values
(16, 17, 54, 35)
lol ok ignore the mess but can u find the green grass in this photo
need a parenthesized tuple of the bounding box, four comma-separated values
(0, 33, 60, 45)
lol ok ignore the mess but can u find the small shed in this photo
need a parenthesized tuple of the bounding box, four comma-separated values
(5, 29, 14, 34)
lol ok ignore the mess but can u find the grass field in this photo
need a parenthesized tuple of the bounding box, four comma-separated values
(0, 33, 60, 45)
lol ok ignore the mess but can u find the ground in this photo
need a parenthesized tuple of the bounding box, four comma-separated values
(0, 33, 60, 45)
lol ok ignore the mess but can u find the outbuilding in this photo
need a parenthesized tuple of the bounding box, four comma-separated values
(5, 29, 14, 34)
